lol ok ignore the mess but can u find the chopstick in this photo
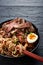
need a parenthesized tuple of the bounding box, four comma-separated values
(23, 50, 43, 62)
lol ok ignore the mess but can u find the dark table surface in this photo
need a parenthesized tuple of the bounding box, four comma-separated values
(0, 0, 43, 65)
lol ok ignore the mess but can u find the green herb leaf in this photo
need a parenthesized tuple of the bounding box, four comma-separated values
(14, 38, 18, 44)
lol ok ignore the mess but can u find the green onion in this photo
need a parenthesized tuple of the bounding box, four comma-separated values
(14, 37, 18, 44)
(30, 32, 32, 34)
(25, 30, 28, 35)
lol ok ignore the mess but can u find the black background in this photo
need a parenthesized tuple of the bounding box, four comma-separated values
(0, 0, 43, 65)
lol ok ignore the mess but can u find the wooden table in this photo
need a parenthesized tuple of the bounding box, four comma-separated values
(0, 0, 43, 65)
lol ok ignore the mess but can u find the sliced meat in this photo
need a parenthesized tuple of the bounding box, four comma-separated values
(13, 22, 31, 28)
(0, 30, 5, 37)
(1, 18, 36, 37)
(2, 21, 15, 32)
(10, 29, 18, 35)
(29, 25, 36, 32)
(17, 35, 25, 43)
(3, 33, 11, 38)
(2, 18, 33, 33)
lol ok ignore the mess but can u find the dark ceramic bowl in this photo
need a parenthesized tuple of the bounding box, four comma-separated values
(0, 19, 39, 58)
